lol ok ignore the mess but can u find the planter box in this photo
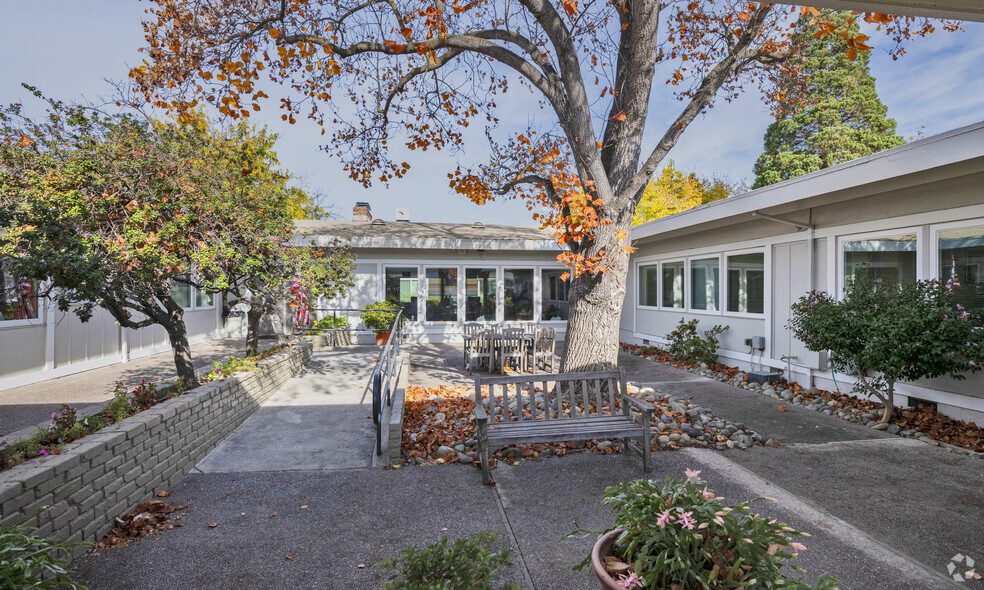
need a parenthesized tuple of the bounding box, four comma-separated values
(0, 343, 312, 547)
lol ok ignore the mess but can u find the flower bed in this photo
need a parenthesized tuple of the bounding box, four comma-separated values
(401, 382, 772, 467)
(621, 342, 984, 456)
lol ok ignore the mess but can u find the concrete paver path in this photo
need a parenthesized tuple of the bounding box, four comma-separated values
(197, 348, 379, 472)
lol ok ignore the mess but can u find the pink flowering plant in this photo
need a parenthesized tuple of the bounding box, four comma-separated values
(581, 470, 838, 589)
(789, 270, 984, 425)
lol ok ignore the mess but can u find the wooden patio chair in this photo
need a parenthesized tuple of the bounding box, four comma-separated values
(465, 330, 494, 372)
(498, 328, 527, 373)
(527, 326, 556, 373)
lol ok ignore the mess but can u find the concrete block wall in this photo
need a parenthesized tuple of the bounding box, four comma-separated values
(0, 343, 312, 545)
(385, 355, 410, 467)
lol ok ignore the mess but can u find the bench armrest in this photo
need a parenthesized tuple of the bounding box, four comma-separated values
(625, 394, 655, 414)
(474, 401, 488, 423)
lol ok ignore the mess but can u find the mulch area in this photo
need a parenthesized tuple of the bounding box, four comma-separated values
(621, 343, 984, 454)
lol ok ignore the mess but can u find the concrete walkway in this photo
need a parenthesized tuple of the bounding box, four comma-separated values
(196, 348, 380, 472)
(0, 338, 276, 435)
(73, 345, 982, 590)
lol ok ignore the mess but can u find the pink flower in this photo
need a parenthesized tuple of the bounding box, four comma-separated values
(702, 487, 715, 500)
(677, 511, 696, 530)
(617, 572, 645, 589)
(656, 510, 672, 528)
(684, 469, 702, 481)
(790, 542, 807, 552)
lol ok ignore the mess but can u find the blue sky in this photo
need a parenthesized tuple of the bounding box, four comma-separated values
(3, 2, 983, 224)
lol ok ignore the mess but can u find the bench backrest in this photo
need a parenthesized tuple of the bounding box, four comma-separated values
(474, 369, 627, 422)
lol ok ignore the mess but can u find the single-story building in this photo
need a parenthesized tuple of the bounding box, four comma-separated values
(296, 203, 570, 343)
(621, 120, 984, 425)
(0, 275, 227, 391)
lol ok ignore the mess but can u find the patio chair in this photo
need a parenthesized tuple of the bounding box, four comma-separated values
(527, 326, 556, 373)
(465, 330, 494, 372)
(462, 322, 484, 366)
(498, 328, 527, 373)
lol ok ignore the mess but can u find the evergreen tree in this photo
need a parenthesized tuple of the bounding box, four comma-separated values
(752, 10, 904, 189)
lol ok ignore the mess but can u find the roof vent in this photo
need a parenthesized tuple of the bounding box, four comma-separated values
(472, 221, 486, 229)
(370, 218, 386, 226)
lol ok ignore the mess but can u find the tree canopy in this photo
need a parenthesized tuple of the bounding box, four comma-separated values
(129, 0, 955, 369)
(752, 10, 906, 189)
(0, 91, 348, 379)
(632, 163, 738, 225)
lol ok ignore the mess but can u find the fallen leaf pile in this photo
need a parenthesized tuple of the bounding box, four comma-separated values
(621, 343, 743, 379)
(894, 404, 984, 452)
(91, 498, 187, 551)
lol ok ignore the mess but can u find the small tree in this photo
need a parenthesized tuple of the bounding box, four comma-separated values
(632, 162, 739, 226)
(789, 273, 984, 424)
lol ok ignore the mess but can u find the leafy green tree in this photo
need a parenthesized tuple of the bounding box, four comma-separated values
(752, 10, 905, 189)
(632, 163, 739, 225)
(789, 273, 984, 424)
(0, 91, 347, 380)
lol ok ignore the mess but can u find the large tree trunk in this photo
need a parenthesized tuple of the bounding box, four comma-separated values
(562, 215, 633, 372)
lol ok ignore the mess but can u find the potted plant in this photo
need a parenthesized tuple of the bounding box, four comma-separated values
(579, 470, 839, 589)
(362, 300, 404, 345)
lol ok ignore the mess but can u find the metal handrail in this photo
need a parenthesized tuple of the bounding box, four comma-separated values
(368, 309, 404, 456)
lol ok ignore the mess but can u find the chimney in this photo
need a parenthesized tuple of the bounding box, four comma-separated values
(352, 201, 372, 222)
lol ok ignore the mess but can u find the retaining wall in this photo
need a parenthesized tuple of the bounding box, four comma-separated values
(0, 343, 312, 545)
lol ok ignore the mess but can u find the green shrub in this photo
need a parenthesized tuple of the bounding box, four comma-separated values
(381, 532, 519, 590)
(361, 300, 406, 331)
(665, 318, 727, 365)
(0, 524, 88, 589)
(588, 471, 838, 589)
(789, 272, 984, 424)
(201, 355, 258, 383)
(312, 315, 350, 330)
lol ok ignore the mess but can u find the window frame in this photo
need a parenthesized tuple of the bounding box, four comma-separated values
(837, 226, 922, 298)
(422, 266, 461, 324)
(0, 270, 43, 328)
(502, 266, 536, 323)
(930, 217, 984, 310)
(539, 266, 570, 323)
(723, 248, 766, 318)
(383, 265, 422, 322)
(659, 258, 686, 310)
(636, 262, 660, 310)
(464, 266, 499, 323)
(687, 254, 723, 315)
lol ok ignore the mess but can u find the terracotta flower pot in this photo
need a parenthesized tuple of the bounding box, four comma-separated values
(592, 528, 628, 589)
(375, 329, 392, 346)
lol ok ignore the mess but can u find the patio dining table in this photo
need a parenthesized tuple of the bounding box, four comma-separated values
(465, 325, 551, 374)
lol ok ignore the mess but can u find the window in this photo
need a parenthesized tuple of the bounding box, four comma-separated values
(169, 281, 193, 309)
(503, 268, 534, 321)
(939, 225, 984, 311)
(385, 267, 419, 321)
(727, 253, 765, 314)
(661, 262, 684, 308)
(425, 267, 458, 322)
(195, 289, 215, 308)
(844, 233, 917, 289)
(0, 259, 38, 321)
(690, 258, 720, 311)
(638, 265, 659, 307)
(465, 268, 496, 321)
(541, 269, 569, 320)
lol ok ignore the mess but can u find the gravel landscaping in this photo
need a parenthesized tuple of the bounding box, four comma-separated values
(622, 343, 984, 458)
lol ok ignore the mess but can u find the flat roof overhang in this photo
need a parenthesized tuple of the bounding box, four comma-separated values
(630, 121, 984, 246)
(770, 0, 984, 21)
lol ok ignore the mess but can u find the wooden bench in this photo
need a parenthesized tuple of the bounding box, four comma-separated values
(473, 369, 654, 484)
